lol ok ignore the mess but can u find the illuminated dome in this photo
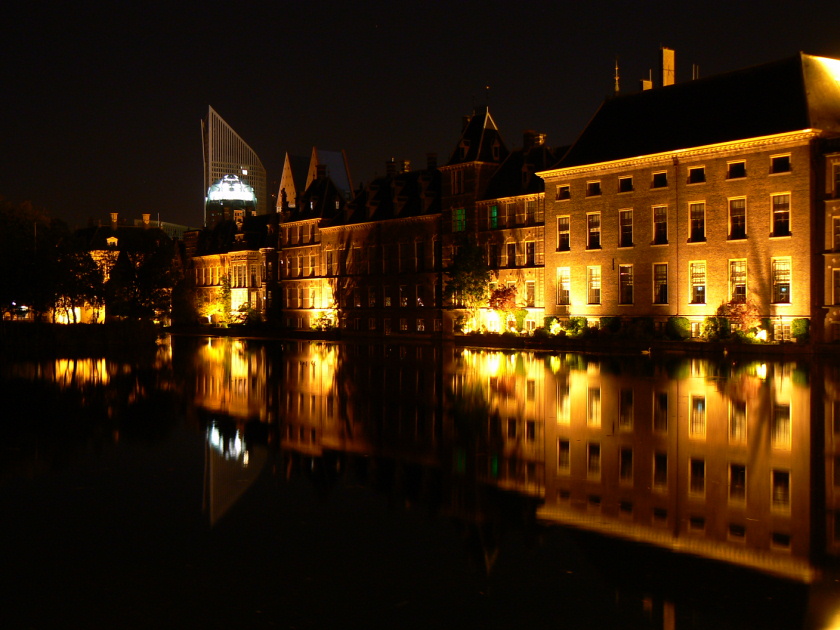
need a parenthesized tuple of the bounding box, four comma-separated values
(206, 174, 256, 203)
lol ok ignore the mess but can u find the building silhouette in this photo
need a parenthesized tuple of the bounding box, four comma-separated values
(202, 106, 267, 227)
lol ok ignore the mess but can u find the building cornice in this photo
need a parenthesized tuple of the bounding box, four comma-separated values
(319, 213, 439, 233)
(538, 130, 820, 179)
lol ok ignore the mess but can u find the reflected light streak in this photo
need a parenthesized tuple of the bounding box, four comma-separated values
(207, 422, 249, 466)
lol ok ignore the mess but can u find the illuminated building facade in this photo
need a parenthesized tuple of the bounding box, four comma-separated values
(540, 54, 840, 342)
(202, 106, 267, 227)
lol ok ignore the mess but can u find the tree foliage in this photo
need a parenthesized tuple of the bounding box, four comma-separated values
(488, 285, 517, 312)
(716, 299, 761, 333)
(445, 239, 492, 322)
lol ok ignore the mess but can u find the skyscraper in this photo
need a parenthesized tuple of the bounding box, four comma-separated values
(201, 106, 267, 227)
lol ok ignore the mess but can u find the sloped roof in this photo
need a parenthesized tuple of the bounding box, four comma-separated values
(309, 148, 353, 199)
(446, 106, 509, 166)
(482, 136, 567, 200)
(338, 165, 441, 225)
(557, 53, 840, 169)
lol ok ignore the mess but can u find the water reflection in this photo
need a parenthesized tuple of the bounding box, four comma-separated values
(8, 336, 840, 627)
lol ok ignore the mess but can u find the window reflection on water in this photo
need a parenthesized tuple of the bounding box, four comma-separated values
(10, 336, 840, 626)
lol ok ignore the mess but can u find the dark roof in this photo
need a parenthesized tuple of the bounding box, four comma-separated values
(482, 135, 567, 200)
(446, 106, 509, 166)
(338, 165, 441, 225)
(558, 54, 840, 168)
(289, 173, 346, 223)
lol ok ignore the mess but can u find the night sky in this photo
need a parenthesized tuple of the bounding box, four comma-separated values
(5, 1, 840, 229)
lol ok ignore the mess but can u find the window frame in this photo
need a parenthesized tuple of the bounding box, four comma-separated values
(770, 154, 791, 174)
(586, 212, 601, 249)
(619, 209, 633, 247)
(618, 264, 634, 304)
(556, 267, 570, 305)
(771, 257, 791, 304)
(771, 193, 791, 237)
(727, 160, 747, 179)
(556, 184, 571, 201)
(652, 171, 668, 188)
(587, 266, 601, 305)
(618, 176, 634, 193)
(688, 166, 706, 184)
(556, 215, 570, 251)
(653, 263, 668, 304)
(586, 181, 602, 197)
(689, 201, 706, 242)
(689, 261, 706, 304)
(729, 258, 747, 303)
(728, 197, 747, 240)
(652, 205, 668, 245)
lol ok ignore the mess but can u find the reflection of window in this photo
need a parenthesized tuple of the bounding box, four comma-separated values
(619, 389, 633, 429)
(587, 387, 601, 426)
(772, 403, 791, 448)
(587, 443, 601, 477)
(558, 439, 571, 471)
(653, 452, 668, 488)
(772, 470, 791, 510)
(690, 458, 705, 495)
(730, 400, 747, 443)
(730, 464, 746, 502)
(556, 376, 570, 423)
(654, 391, 668, 432)
(620, 448, 633, 483)
(690, 395, 706, 437)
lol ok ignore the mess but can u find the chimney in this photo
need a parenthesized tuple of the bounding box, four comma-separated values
(426, 153, 438, 170)
(142, 213, 151, 227)
(386, 158, 396, 177)
(660, 47, 675, 86)
(316, 164, 327, 180)
(110, 212, 118, 229)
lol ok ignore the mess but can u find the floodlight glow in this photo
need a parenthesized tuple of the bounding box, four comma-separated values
(206, 174, 256, 203)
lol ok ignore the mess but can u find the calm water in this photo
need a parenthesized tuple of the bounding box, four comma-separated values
(3, 335, 840, 629)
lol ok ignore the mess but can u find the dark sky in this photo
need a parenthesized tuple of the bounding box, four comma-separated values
(5, 1, 840, 228)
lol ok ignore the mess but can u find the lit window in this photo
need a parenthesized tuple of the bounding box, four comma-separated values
(587, 266, 601, 304)
(587, 213, 601, 249)
(556, 267, 570, 305)
(619, 209, 633, 247)
(653, 263, 668, 304)
(771, 155, 791, 174)
(525, 280, 535, 307)
(689, 202, 705, 241)
(489, 205, 498, 229)
(688, 166, 705, 184)
(772, 194, 791, 236)
(772, 258, 791, 303)
(690, 261, 706, 304)
(453, 207, 466, 232)
(729, 259, 747, 303)
(556, 216, 570, 251)
(525, 241, 536, 266)
(729, 198, 746, 239)
(652, 171, 668, 188)
(618, 265, 633, 304)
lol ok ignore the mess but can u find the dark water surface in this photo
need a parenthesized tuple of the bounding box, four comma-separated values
(2, 336, 838, 629)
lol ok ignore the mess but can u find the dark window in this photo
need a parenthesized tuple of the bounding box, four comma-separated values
(557, 185, 571, 200)
(727, 161, 746, 179)
(689, 203, 705, 242)
(652, 172, 668, 188)
(771, 155, 791, 174)
(729, 198, 746, 239)
(619, 210, 633, 247)
(557, 216, 570, 251)
(587, 214, 601, 249)
(586, 181, 601, 197)
(653, 263, 668, 304)
(653, 206, 668, 244)
(772, 194, 791, 236)
(618, 176, 633, 193)
(688, 167, 705, 184)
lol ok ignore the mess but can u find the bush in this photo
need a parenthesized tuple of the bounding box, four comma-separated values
(792, 318, 810, 343)
(702, 316, 729, 341)
(665, 316, 691, 340)
(626, 317, 655, 340)
(568, 316, 588, 337)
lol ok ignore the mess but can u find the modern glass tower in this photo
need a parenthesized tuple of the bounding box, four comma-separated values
(201, 106, 267, 227)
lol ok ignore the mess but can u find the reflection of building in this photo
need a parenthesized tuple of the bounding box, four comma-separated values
(202, 106, 267, 226)
(540, 52, 840, 342)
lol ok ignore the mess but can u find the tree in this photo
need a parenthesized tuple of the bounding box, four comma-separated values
(716, 299, 761, 334)
(53, 248, 104, 323)
(445, 239, 492, 330)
